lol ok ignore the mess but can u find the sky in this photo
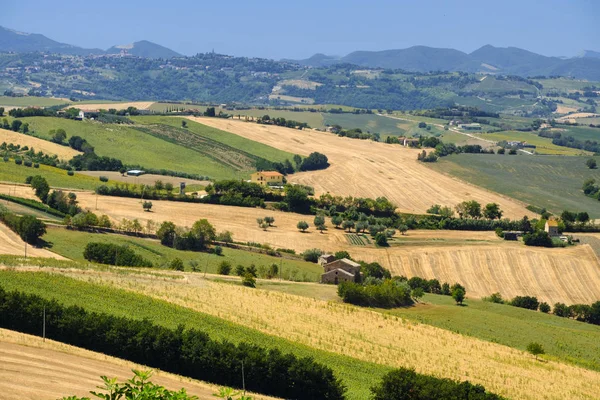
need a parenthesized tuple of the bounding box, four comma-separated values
(1, 0, 598, 59)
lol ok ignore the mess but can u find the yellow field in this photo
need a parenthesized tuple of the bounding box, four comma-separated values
(0, 182, 591, 305)
(187, 117, 533, 219)
(0, 128, 81, 160)
(70, 101, 155, 111)
(0, 328, 273, 400)
(20, 267, 600, 400)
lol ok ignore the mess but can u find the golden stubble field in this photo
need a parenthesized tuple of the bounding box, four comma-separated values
(0, 328, 274, 400)
(0, 223, 65, 259)
(1, 182, 594, 305)
(22, 268, 600, 400)
(0, 128, 81, 160)
(187, 117, 534, 219)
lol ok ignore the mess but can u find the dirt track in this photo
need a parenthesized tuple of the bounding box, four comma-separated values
(188, 117, 534, 219)
(0, 329, 274, 400)
(0, 128, 81, 160)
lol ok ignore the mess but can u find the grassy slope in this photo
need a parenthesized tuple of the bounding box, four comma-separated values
(323, 113, 407, 136)
(429, 153, 600, 217)
(131, 116, 296, 163)
(0, 96, 69, 107)
(560, 125, 600, 142)
(258, 281, 600, 371)
(0, 161, 105, 190)
(43, 227, 322, 281)
(0, 271, 389, 399)
(16, 117, 241, 180)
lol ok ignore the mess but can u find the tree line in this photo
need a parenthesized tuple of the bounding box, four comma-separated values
(0, 205, 46, 244)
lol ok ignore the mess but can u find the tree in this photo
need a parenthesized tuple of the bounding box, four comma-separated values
(398, 224, 408, 235)
(11, 119, 22, 132)
(411, 287, 424, 301)
(217, 261, 232, 275)
(523, 230, 553, 247)
(576, 212, 590, 224)
(511, 296, 539, 310)
(154, 180, 164, 191)
(375, 232, 388, 247)
(297, 220, 309, 232)
(539, 302, 551, 313)
(334, 250, 351, 260)
(451, 287, 465, 305)
(293, 154, 302, 170)
(586, 158, 597, 169)
(18, 215, 46, 244)
(553, 302, 572, 317)
(142, 201, 153, 212)
(216, 230, 233, 243)
(331, 215, 343, 228)
(264, 216, 275, 226)
(242, 272, 256, 288)
(0, 107, 3, 116)
(267, 263, 279, 279)
(483, 203, 503, 220)
(561, 210, 576, 223)
(157, 221, 177, 246)
(526, 342, 545, 360)
(165, 182, 174, 194)
(285, 184, 310, 212)
(316, 223, 326, 233)
(30, 175, 50, 203)
(235, 265, 245, 276)
(50, 129, 67, 144)
(190, 219, 216, 249)
(342, 220, 355, 232)
(256, 218, 264, 227)
(302, 248, 323, 262)
(455, 200, 481, 219)
(314, 215, 325, 227)
(181, 120, 187, 128)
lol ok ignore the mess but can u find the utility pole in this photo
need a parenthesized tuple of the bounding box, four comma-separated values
(95, 190, 98, 210)
(241, 360, 246, 394)
(42, 306, 46, 342)
(24, 241, 27, 259)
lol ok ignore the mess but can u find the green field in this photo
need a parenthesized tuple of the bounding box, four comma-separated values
(0, 270, 390, 399)
(429, 154, 600, 217)
(16, 116, 293, 180)
(559, 125, 600, 142)
(259, 281, 600, 371)
(1, 200, 63, 221)
(478, 130, 589, 155)
(537, 78, 594, 92)
(323, 113, 407, 136)
(0, 160, 106, 190)
(0, 96, 69, 107)
(43, 227, 322, 281)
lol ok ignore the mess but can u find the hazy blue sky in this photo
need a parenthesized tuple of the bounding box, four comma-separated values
(1, 0, 598, 59)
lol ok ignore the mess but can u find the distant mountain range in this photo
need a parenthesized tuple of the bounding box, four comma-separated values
(1, 25, 599, 79)
(286, 45, 600, 80)
(0, 26, 181, 59)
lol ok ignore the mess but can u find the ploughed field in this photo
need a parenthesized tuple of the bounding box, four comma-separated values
(3, 182, 594, 306)
(187, 117, 533, 219)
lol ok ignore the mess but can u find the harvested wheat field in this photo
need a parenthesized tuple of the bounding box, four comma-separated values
(72, 101, 155, 111)
(0, 328, 273, 400)
(47, 188, 598, 305)
(0, 223, 64, 259)
(30, 268, 600, 400)
(0, 128, 81, 160)
(187, 117, 533, 219)
(78, 171, 210, 187)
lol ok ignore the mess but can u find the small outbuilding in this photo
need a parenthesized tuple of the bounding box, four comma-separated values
(545, 220, 559, 237)
(127, 170, 145, 177)
(318, 254, 336, 266)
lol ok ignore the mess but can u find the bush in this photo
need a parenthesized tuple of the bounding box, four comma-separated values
(213, 245, 223, 255)
(523, 230, 553, 247)
(14, 158, 22, 165)
(297, 220, 309, 232)
(99, 175, 109, 182)
(242, 272, 256, 288)
(0, 287, 346, 400)
(371, 367, 502, 400)
(235, 265, 246, 276)
(483, 292, 504, 304)
(539, 302, 551, 313)
(302, 248, 323, 263)
(23, 160, 32, 167)
(83, 242, 153, 267)
(338, 280, 413, 308)
(217, 261, 232, 275)
(375, 232, 388, 246)
(67, 170, 74, 176)
(526, 342, 545, 359)
(510, 296, 539, 310)
(169, 258, 184, 271)
(33, 163, 39, 168)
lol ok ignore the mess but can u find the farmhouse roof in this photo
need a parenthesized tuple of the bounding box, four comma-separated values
(257, 171, 284, 177)
(546, 220, 559, 227)
(339, 258, 360, 268)
(322, 268, 355, 278)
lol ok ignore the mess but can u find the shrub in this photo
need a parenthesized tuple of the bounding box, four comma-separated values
(451, 284, 466, 305)
(483, 292, 504, 304)
(523, 230, 553, 247)
(302, 248, 323, 263)
(142, 201, 153, 211)
(235, 265, 246, 276)
(511, 296, 539, 310)
(526, 342, 545, 360)
(67, 170, 74, 176)
(539, 302, 551, 313)
(217, 261, 232, 275)
(213, 245, 223, 255)
(297, 220, 309, 232)
(242, 272, 256, 288)
(83, 242, 153, 268)
(33, 163, 39, 168)
(169, 258, 184, 271)
(99, 176, 109, 182)
(371, 367, 502, 400)
(14, 158, 22, 165)
(375, 232, 388, 246)
(23, 160, 32, 167)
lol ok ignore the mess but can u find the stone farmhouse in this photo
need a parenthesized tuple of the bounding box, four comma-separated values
(321, 258, 361, 284)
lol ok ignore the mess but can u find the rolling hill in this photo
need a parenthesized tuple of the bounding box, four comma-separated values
(106, 40, 181, 59)
(291, 45, 600, 80)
